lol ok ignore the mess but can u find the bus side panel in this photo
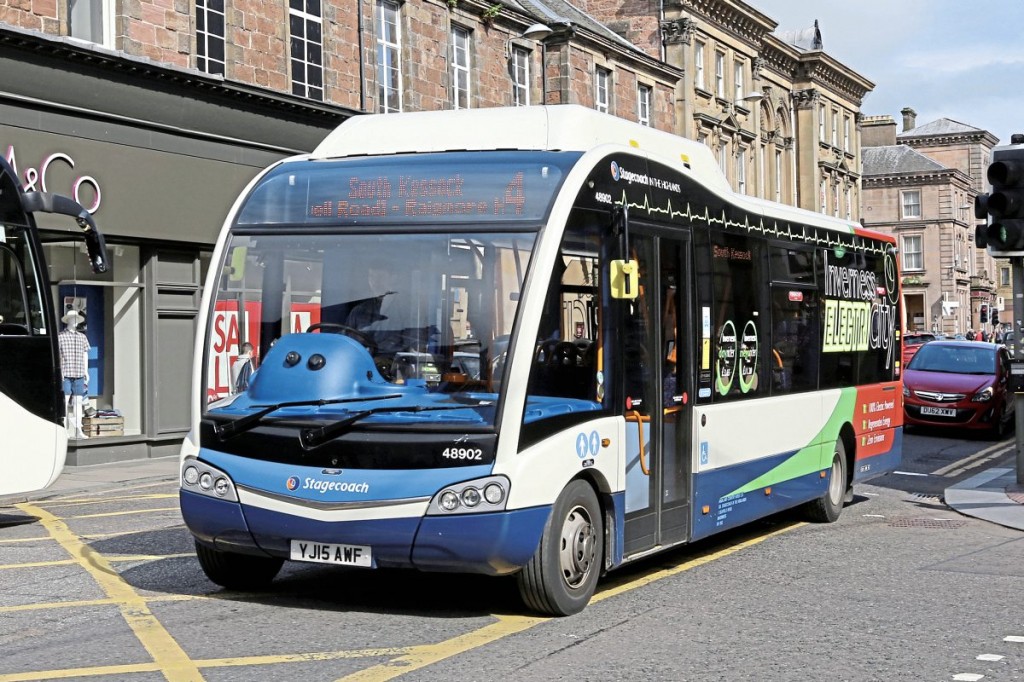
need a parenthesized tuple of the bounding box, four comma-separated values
(851, 381, 903, 482)
(497, 416, 622, 510)
(691, 456, 825, 540)
(690, 392, 833, 540)
(0, 387, 64, 496)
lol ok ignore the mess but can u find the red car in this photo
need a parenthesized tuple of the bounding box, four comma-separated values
(903, 340, 1014, 437)
(902, 331, 936, 366)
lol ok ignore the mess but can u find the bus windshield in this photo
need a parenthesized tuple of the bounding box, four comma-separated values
(205, 230, 536, 425)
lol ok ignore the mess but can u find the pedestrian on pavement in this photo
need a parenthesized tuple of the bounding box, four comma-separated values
(231, 342, 255, 394)
(966, 329, 975, 341)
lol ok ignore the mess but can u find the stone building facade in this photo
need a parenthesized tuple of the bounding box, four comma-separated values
(861, 109, 1001, 338)
(0, 0, 871, 464)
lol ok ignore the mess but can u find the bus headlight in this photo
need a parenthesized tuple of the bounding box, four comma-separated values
(180, 456, 238, 502)
(427, 475, 510, 515)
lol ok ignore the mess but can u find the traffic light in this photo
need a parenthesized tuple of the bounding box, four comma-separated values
(980, 303, 989, 324)
(992, 307, 1000, 325)
(977, 139, 1024, 256)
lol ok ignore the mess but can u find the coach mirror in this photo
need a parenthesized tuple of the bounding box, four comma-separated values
(610, 204, 638, 300)
(19, 190, 108, 274)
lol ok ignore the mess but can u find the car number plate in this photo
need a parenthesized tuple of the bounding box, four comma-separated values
(920, 406, 956, 418)
(290, 539, 372, 567)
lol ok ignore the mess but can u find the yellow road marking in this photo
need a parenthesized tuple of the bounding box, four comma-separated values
(15, 502, 203, 682)
(336, 615, 547, 681)
(334, 522, 803, 681)
(64, 506, 180, 520)
(0, 594, 197, 614)
(0, 647, 412, 681)
(41, 493, 179, 509)
(1, 504, 802, 682)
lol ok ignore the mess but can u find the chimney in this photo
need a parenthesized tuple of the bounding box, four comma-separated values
(861, 115, 897, 147)
(901, 107, 917, 132)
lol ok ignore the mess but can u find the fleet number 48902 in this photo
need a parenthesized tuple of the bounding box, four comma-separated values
(442, 448, 483, 460)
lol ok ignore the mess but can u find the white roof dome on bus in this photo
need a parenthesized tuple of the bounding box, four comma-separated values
(309, 105, 730, 196)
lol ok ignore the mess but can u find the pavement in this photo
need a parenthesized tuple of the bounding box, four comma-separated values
(2, 456, 1023, 532)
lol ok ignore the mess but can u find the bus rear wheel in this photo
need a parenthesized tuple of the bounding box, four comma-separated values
(804, 437, 847, 523)
(516, 480, 603, 616)
(194, 541, 284, 590)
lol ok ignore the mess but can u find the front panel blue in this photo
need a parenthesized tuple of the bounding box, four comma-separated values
(412, 506, 551, 575)
(243, 505, 423, 568)
(199, 448, 492, 501)
(690, 452, 826, 541)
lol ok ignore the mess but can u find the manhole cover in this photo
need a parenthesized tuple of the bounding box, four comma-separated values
(889, 517, 967, 529)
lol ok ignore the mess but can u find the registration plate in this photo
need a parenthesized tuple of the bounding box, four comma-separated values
(920, 406, 956, 418)
(290, 539, 372, 567)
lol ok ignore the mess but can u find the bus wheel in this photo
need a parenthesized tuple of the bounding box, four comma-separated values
(804, 437, 847, 523)
(194, 541, 283, 590)
(516, 480, 603, 616)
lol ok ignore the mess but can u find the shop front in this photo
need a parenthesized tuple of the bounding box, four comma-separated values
(0, 28, 354, 465)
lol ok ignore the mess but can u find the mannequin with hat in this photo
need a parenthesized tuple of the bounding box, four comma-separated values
(58, 309, 91, 439)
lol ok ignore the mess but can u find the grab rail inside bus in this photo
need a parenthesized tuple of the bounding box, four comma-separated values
(627, 410, 649, 475)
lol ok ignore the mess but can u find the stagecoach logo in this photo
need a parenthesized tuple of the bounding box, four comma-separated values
(286, 475, 371, 494)
(610, 161, 621, 182)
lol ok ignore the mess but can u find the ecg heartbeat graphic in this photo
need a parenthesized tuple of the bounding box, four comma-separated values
(618, 190, 890, 257)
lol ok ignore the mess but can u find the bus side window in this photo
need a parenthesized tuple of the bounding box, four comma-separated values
(0, 244, 30, 335)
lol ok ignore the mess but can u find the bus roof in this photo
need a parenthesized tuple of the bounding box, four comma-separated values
(309, 105, 893, 246)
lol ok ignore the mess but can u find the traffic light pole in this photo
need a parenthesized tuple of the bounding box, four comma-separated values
(1015, 258, 1024, 485)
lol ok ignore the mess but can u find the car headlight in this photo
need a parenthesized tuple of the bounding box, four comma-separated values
(972, 386, 994, 403)
(903, 385, 911, 397)
(180, 456, 238, 502)
(427, 475, 510, 515)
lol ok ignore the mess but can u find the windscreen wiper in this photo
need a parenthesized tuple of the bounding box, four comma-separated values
(299, 403, 477, 449)
(215, 394, 403, 441)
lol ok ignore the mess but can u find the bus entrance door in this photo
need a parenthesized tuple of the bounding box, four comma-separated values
(622, 230, 692, 558)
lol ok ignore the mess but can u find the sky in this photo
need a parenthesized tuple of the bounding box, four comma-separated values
(753, 0, 1024, 146)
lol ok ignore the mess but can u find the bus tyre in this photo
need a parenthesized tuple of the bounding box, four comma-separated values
(804, 438, 847, 523)
(516, 480, 603, 616)
(194, 541, 284, 590)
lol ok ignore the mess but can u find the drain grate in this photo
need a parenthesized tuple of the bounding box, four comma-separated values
(909, 492, 942, 501)
(889, 517, 967, 529)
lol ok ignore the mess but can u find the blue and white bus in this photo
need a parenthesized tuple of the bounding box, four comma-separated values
(180, 105, 902, 615)
(0, 156, 107, 497)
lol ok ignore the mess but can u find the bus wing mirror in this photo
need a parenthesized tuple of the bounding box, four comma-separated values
(228, 246, 248, 282)
(610, 259, 638, 300)
(20, 190, 109, 274)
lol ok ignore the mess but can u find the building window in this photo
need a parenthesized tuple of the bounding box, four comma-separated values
(714, 51, 725, 99)
(734, 60, 744, 103)
(376, 0, 402, 112)
(1001, 266, 1011, 287)
(774, 149, 782, 203)
(69, 0, 114, 46)
(718, 140, 728, 174)
(737, 148, 746, 195)
(844, 116, 851, 151)
(818, 104, 826, 141)
(595, 67, 610, 113)
(196, 0, 226, 76)
(819, 178, 827, 214)
(694, 40, 705, 90)
(637, 84, 651, 126)
(511, 47, 530, 106)
(832, 182, 839, 217)
(902, 235, 923, 271)
(451, 26, 470, 110)
(831, 111, 838, 147)
(290, 0, 324, 101)
(845, 186, 852, 220)
(901, 190, 922, 219)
